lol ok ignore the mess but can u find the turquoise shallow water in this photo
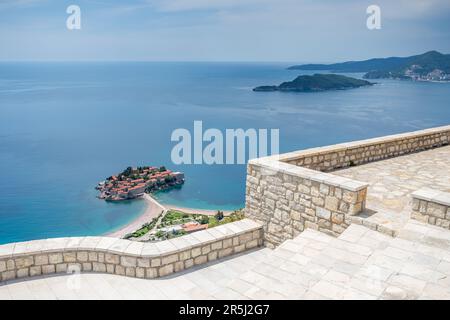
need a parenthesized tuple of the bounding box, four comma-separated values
(1, 62, 450, 244)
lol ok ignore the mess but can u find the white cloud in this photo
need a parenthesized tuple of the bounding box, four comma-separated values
(149, 0, 263, 12)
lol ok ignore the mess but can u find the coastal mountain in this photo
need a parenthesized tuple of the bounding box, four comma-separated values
(287, 51, 450, 81)
(253, 74, 373, 92)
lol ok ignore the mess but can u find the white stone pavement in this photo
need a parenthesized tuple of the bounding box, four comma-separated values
(335, 146, 450, 235)
(2, 219, 450, 300)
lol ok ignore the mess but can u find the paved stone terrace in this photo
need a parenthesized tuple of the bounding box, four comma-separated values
(334, 146, 450, 234)
(1, 219, 450, 300)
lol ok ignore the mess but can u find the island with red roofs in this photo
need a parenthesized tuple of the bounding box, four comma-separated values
(96, 166, 184, 201)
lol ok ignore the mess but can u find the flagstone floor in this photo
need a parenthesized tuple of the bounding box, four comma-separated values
(334, 146, 450, 234)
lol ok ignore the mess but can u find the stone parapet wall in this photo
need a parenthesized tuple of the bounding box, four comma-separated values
(280, 125, 450, 172)
(245, 159, 367, 247)
(0, 219, 262, 282)
(411, 188, 450, 229)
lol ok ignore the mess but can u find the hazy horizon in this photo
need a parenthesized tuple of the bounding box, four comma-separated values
(1, 0, 450, 63)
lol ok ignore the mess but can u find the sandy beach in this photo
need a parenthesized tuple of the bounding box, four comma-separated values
(105, 194, 240, 238)
(105, 194, 166, 238)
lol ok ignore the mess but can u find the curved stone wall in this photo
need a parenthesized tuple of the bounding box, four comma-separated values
(0, 219, 263, 282)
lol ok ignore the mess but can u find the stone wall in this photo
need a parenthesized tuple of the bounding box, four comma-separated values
(245, 159, 367, 248)
(411, 188, 450, 229)
(0, 219, 262, 282)
(281, 125, 450, 172)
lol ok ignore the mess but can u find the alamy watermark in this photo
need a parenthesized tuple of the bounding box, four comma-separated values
(66, 264, 81, 290)
(66, 5, 81, 30)
(366, 5, 381, 30)
(171, 121, 279, 165)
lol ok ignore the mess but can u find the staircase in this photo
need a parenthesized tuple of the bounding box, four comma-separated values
(232, 220, 450, 299)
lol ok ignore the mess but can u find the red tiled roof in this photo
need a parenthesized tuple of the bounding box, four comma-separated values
(183, 224, 208, 233)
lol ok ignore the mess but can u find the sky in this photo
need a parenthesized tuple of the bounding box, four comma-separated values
(0, 0, 450, 62)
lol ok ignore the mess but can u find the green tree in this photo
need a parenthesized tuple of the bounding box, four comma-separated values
(215, 210, 224, 221)
(200, 215, 209, 225)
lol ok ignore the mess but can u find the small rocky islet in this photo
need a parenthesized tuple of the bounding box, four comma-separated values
(253, 73, 374, 92)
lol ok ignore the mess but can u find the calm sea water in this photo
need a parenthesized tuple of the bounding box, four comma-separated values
(1, 62, 449, 244)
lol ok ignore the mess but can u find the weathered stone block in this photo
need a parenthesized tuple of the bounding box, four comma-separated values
(146, 267, 158, 278)
(34, 254, 49, 266)
(218, 248, 233, 258)
(115, 265, 125, 276)
(343, 191, 358, 204)
(16, 268, 29, 278)
(238, 233, 252, 244)
(427, 203, 446, 219)
(325, 196, 339, 211)
(30, 266, 41, 277)
(312, 197, 325, 206)
(184, 259, 194, 269)
(77, 251, 88, 262)
(319, 184, 330, 195)
(191, 247, 202, 258)
(56, 263, 68, 273)
(298, 184, 311, 195)
(63, 252, 77, 263)
(316, 207, 331, 220)
(305, 221, 318, 230)
(339, 201, 349, 213)
(331, 212, 344, 224)
(105, 253, 120, 264)
(211, 241, 222, 251)
(349, 202, 363, 215)
(201, 245, 211, 255)
(1, 271, 15, 281)
(174, 261, 184, 272)
(159, 264, 174, 277)
(194, 255, 207, 265)
(15, 256, 34, 269)
(42, 264, 55, 274)
(207, 251, 218, 262)
(106, 264, 115, 274)
(82, 262, 92, 271)
(137, 258, 150, 268)
(88, 252, 98, 262)
(136, 267, 145, 278)
(150, 258, 161, 267)
(92, 262, 106, 272)
(121, 256, 137, 267)
(125, 267, 135, 277)
(49, 253, 63, 264)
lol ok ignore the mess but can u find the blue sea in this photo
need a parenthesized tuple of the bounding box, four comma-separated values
(1, 62, 450, 244)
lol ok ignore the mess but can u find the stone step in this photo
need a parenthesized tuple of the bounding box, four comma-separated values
(349, 207, 410, 237)
(397, 219, 450, 252)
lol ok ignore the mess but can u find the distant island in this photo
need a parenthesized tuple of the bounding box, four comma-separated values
(253, 74, 373, 92)
(288, 51, 450, 82)
(96, 166, 184, 201)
